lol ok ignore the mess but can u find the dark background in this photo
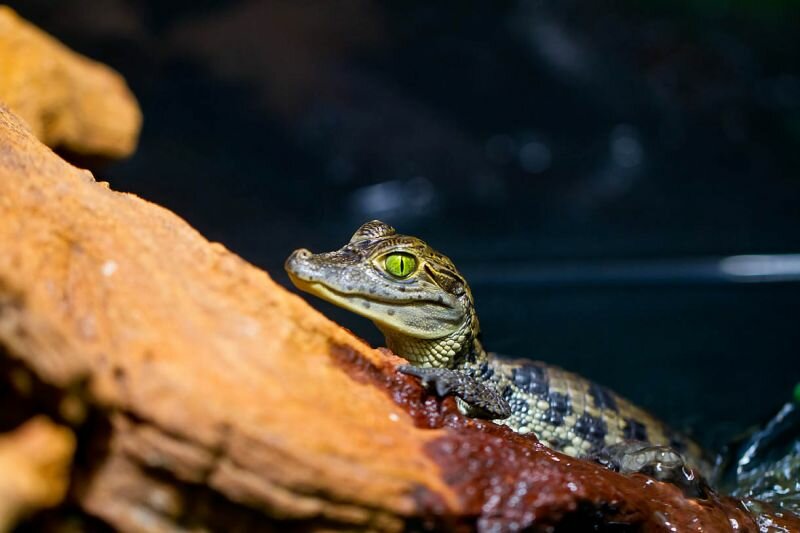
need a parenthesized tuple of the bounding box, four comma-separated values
(12, 0, 800, 448)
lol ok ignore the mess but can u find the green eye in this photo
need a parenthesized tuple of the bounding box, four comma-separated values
(384, 253, 417, 278)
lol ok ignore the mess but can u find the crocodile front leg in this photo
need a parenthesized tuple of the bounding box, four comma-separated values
(398, 364, 512, 420)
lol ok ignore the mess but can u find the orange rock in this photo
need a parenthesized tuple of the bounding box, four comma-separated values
(0, 417, 75, 531)
(0, 103, 796, 531)
(0, 6, 141, 158)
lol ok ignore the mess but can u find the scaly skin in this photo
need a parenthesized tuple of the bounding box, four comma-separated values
(285, 220, 708, 472)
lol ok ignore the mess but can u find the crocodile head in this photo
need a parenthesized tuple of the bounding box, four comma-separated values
(285, 220, 480, 367)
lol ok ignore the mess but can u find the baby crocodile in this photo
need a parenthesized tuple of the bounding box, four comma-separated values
(286, 220, 708, 474)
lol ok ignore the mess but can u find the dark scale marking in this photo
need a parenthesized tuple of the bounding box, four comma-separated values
(588, 382, 618, 412)
(573, 412, 608, 445)
(623, 418, 649, 442)
(512, 364, 549, 396)
(477, 362, 494, 380)
(543, 392, 571, 427)
(544, 409, 565, 427)
(548, 391, 571, 416)
(511, 368, 529, 387)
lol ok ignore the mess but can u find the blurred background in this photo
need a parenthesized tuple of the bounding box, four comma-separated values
(11, 0, 800, 449)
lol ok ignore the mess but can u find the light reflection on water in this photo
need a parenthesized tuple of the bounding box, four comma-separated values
(719, 254, 800, 282)
(462, 254, 800, 287)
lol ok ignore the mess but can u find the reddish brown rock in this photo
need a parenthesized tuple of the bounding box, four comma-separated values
(0, 6, 141, 158)
(0, 103, 797, 531)
(0, 417, 75, 531)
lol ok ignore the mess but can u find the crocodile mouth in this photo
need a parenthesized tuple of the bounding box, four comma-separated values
(288, 276, 454, 310)
(287, 274, 464, 339)
(287, 277, 355, 304)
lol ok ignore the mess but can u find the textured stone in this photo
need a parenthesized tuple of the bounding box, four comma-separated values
(0, 6, 141, 158)
(0, 417, 75, 531)
(0, 103, 797, 531)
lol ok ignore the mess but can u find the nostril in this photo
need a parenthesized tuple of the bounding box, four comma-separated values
(286, 248, 312, 272)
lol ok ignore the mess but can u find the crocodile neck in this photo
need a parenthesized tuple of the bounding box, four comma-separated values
(378, 296, 488, 369)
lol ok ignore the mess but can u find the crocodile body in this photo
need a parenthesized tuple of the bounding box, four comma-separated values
(469, 357, 702, 461)
(285, 220, 706, 470)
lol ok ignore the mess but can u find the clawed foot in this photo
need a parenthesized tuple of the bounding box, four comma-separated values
(590, 441, 712, 499)
(398, 364, 511, 420)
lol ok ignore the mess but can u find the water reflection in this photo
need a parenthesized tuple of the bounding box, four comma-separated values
(465, 254, 800, 287)
(719, 254, 800, 282)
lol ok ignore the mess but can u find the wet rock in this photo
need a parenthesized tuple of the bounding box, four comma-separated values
(0, 6, 141, 158)
(727, 400, 800, 515)
(0, 103, 797, 531)
(0, 417, 75, 531)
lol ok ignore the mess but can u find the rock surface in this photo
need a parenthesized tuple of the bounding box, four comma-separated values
(0, 102, 798, 532)
(0, 417, 75, 532)
(0, 6, 141, 158)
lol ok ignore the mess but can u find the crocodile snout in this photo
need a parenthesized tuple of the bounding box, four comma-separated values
(285, 248, 312, 275)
